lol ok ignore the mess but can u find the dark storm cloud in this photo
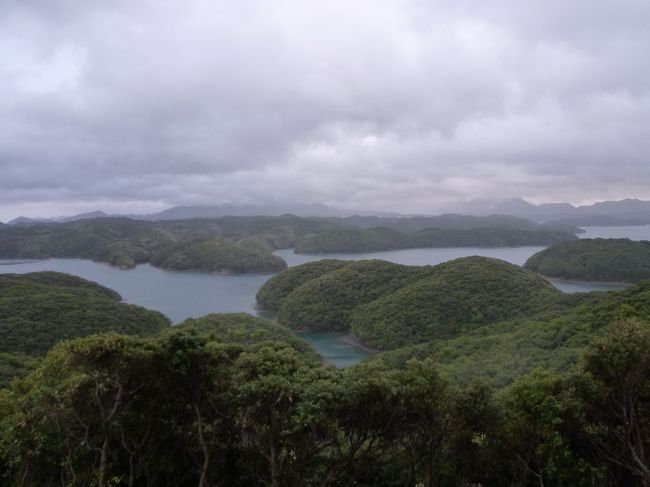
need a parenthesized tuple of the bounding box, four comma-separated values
(1, 0, 650, 219)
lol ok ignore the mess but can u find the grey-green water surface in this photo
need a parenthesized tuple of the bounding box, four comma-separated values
(2, 227, 643, 365)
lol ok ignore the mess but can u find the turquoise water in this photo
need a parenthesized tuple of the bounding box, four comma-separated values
(297, 332, 371, 367)
(1, 231, 640, 366)
(545, 278, 628, 293)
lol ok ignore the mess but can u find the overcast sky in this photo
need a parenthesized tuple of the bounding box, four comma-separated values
(1, 0, 650, 220)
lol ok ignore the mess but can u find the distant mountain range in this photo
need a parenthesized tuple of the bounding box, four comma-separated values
(3, 204, 391, 225)
(3, 199, 649, 227)
(7, 211, 111, 225)
(142, 203, 393, 220)
(489, 198, 650, 226)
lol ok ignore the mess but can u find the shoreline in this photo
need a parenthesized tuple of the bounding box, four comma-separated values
(543, 275, 633, 286)
(339, 334, 379, 354)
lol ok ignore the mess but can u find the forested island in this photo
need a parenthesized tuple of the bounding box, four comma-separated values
(0, 214, 578, 272)
(0, 217, 313, 272)
(295, 226, 578, 253)
(525, 238, 650, 282)
(257, 256, 562, 349)
(0, 272, 170, 387)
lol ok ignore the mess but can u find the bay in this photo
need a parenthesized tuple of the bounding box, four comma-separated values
(0, 232, 640, 366)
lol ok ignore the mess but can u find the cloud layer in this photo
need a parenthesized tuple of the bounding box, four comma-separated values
(2, 0, 650, 218)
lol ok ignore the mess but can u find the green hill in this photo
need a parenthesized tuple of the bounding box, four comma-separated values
(410, 227, 578, 247)
(0, 216, 341, 272)
(373, 281, 650, 388)
(153, 238, 287, 273)
(276, 260, 434, 331)
(294, 225, 577, 254)
(525, 238, 650, 282)
(260, 257, 561, 348)
(0, 272, 170, 356)
(295, 227, 412, 253)
(256, 259, 348, 312)
(350, 257, 561, 349)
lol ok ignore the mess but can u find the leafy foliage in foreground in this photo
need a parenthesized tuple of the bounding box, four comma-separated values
(0, 272, 170, 356)
(525, 238, 650, 282)
(0, 321, 648, 486)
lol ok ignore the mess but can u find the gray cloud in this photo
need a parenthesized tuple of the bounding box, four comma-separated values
(1, 0, 650, 219)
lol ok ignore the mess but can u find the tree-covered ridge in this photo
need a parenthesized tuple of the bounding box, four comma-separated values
(295, 227, 412, 253)
(0, 216, 338, 272)
(153, 238, 287, 273)
(273, 260, 435, 331)
(294, 225, 578, 253)
(0, 271, 122, 300)
(0, 272, 170, 356)
(255, 259, 348, 312)
(525, 238, 650, 282)
(0, 214, 579, 271)
(177, 313, 318, 359)
(1, 321, 648, 486)
(350, 256, 561, 349)
(411, 226, 577, 247)
(374, 281, 650, 388)
(257, 256, 561, 350)
(335, 213, 582, 233)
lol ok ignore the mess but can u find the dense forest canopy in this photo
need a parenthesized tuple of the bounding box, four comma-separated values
(177, 313, 318, 359)
(0, 272, 170, 357)
(272, 260, 435, 332)
(350, 257, 561, 349)
(525, 238, 650, 282)
(1, 320, 648, 486)
(255, 259, 349, 312)
(373, 280, 650, 387)
(258, 257, 561, 348)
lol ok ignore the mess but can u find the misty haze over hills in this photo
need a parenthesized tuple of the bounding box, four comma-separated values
(4, 203, 392, 225)
(3, 198, 650, 226)
(470, 198, 650, 225)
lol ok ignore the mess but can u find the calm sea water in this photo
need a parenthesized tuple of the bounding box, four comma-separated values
(1, 225, 643, 366)
(578, 225, 650, 240)
(0, 258, 370, 365)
